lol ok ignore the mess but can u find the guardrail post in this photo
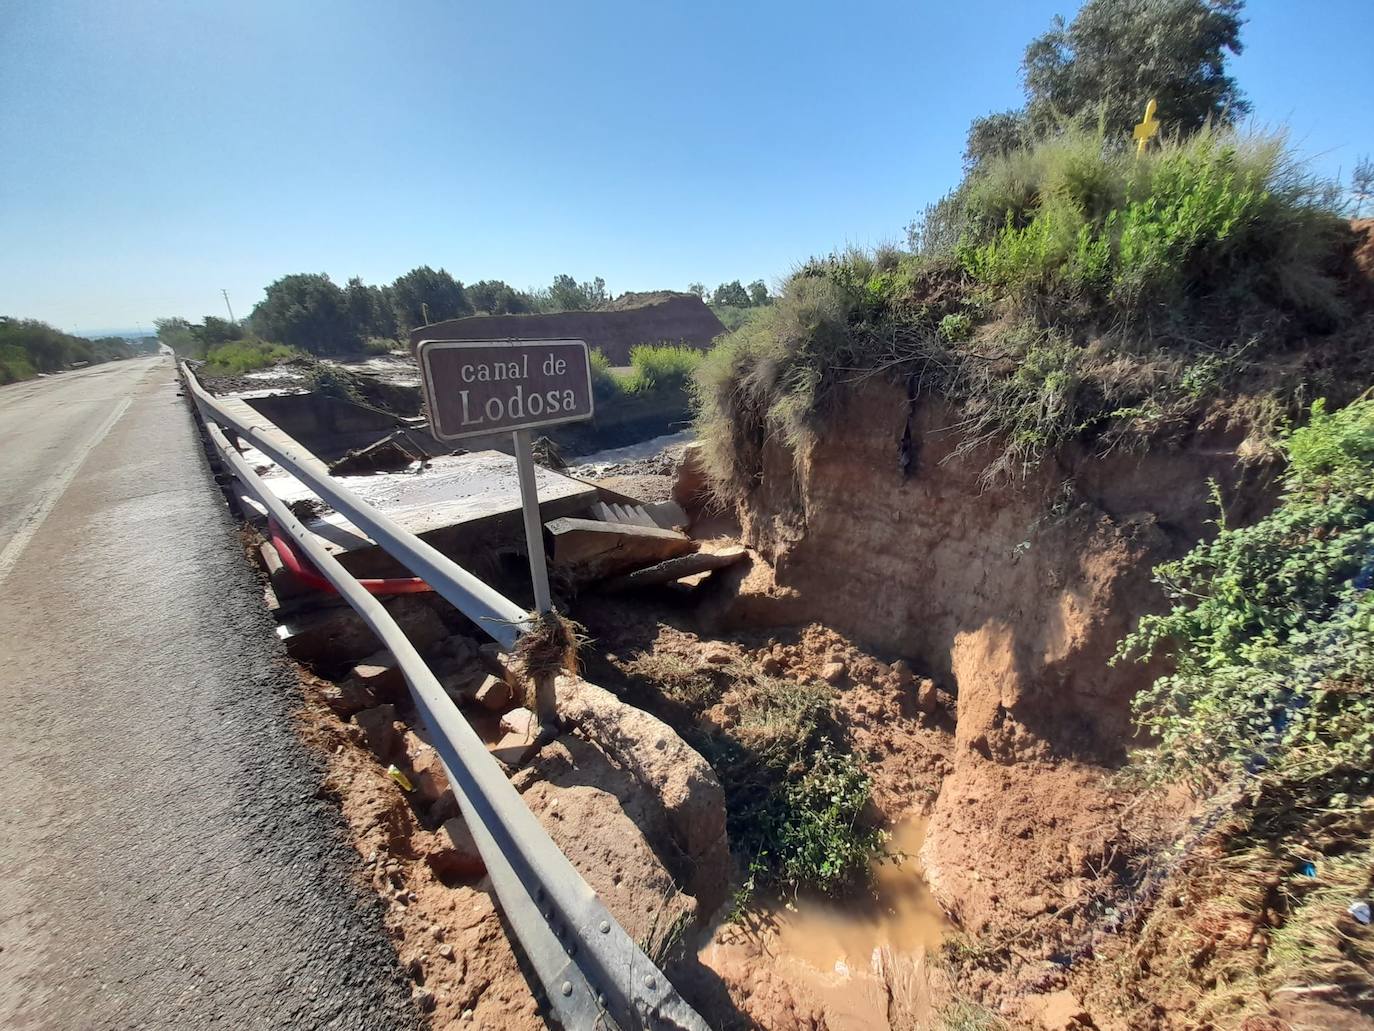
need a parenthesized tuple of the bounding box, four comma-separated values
(512, 428, 559, 730)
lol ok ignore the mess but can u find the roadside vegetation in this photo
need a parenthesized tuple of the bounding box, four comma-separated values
(201, 337, 297, 376)
(0, 317, 153, 385)
(590, 343, 704, 402)
(1083, 395, 1374, 1022)
(695, 124, 1365, 496)
(621, 653, 883, 900)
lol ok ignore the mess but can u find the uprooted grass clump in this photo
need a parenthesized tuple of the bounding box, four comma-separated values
(695, 128, 1369, 495)
(513, 610, 584, 678)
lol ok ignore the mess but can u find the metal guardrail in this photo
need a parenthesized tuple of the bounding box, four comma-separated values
(186, 366, 529, 650)
(184, 366, 709, 1031)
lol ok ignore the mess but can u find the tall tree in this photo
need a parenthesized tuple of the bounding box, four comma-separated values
(345, 276, 395, 339)
(687, 282, 706, 299)
(467, 279, 532, 315)
(1024, 0, 1247, 136)
(390, 266, 470, 334)
(747, 279, 771, 306)
(250, 273, 358, 354)
(712, 280, 750, 307)
(965, 0, 1248, 168)
(547, 274, 607, 311)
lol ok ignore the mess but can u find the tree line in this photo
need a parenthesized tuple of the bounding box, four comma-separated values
(156, 268, 618, 358)
(688, 279, 771, 308)
(0, 317, 156, 385)
(156, 266, 775, 360)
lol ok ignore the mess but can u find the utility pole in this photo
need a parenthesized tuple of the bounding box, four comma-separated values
(221, 289, 236, 324)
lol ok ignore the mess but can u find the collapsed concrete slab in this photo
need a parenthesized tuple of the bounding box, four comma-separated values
(600, 545, 749, 591)
(555, 676, 731, 916)
(545, 517, 695, 581)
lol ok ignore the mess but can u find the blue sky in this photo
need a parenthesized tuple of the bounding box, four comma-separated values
(1, 0, 1370, 335)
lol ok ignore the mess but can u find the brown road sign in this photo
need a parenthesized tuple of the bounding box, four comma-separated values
(416, 338, 595, 441)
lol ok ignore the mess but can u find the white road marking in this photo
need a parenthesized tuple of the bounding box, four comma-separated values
(0, 394, 135, 585)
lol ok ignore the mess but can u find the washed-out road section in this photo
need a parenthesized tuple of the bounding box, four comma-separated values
(0, 357, 423, 1029)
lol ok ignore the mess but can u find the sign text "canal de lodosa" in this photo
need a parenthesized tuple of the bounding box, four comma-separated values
(416, 338, 594, 441)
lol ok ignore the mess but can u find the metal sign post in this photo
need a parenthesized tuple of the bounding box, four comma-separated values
(415, 338, 595, 727)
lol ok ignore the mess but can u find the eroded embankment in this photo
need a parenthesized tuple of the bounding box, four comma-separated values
(670, 378, 1289, 1025)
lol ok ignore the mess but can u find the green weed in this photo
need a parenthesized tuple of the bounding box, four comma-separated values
(203, 337, 297, 376)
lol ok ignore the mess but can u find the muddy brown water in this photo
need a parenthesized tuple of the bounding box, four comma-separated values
(702, 819, 949, 1029)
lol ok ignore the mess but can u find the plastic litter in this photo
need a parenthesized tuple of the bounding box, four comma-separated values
(1350, 901, 1371, 925)
(386, 764, 414, 792)
(1299, 861, 1317, 878)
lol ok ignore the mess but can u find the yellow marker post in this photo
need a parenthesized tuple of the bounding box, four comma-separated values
(1133, 98, 1160, 156)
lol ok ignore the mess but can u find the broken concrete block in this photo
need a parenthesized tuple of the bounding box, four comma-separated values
(499, 707, 538, 738)
(474, 675, 512, 712)
(522, 774, 697, 946)
(353, 704, 403, 761)
(557, 677, 731, 915)
(426, 817, 486, 881)
(545, 517, 695, 580)
(259, 541, 312, 599)
(402, 731, 451, 806)
(601, 546, 748, 591)
(279, 595, 448, 671)
(489, 730, 540, 769)
(350, 649, 406, 696)
(641, 499, 689, 530)
(439, 665, 487, 702)
(319, 678, 380, 719)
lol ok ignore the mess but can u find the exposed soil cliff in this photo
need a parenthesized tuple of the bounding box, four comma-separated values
(723, 379, 1278, 765)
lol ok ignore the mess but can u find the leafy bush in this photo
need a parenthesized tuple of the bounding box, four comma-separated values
(363, 336, 397, 355)
(691, 663, 885, 898)
(1118, 396, 1374, 788)
(625, 343, 703, 394)
(202, 338, 297, 376)
(0, 343, 36, 384)
(755, 746, 885, 892)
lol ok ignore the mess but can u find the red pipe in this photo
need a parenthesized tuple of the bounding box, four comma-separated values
(268, 520, 432, 596)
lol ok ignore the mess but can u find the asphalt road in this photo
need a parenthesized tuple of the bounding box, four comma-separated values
(0, 357, 423, 1029)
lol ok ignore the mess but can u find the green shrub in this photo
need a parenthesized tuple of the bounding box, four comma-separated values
(363, 336, 397, 355)
(588, 347, 624, 403)
(958, 128, 1347, 321)
(202, 337, 297, 376)
(754, 746, 884, 894)
(0, 343, 36, 384)
(938, 311, 974, 342)
(626, 343, 703, 394)
(695, 129, 1359, 497)
(1118, 396, 1374, 788)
